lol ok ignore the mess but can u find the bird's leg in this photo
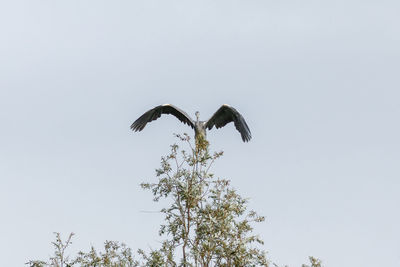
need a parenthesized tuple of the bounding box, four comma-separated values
(195, 135, 209, 157)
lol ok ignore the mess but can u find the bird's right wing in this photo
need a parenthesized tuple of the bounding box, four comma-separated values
(130, 104, 195, 132)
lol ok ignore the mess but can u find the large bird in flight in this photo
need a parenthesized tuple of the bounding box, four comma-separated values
(131, 104, 251, 142)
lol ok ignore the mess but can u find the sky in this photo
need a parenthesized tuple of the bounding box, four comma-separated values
(1, 1, 399, 266)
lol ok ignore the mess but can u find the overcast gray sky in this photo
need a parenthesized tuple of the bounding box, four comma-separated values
(1, 1, 399, 266)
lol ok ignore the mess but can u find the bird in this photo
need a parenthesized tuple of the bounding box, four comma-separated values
(130, 104, 252, 142)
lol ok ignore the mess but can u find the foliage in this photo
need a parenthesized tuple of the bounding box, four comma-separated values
(27, 232, 75, 267)
(73, 241, 138, 266)
(301, 257, 322, 267)
(139, 134, 268, 266)
(27, 134, 323, 267)
(27, 233, 138, 267)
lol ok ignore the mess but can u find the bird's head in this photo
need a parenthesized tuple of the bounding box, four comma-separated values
(195, 111, 200, 121)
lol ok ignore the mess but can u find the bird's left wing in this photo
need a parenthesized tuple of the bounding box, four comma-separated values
(204, 104, 252, 142)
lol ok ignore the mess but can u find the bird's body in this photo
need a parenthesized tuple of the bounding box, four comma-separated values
(194, 111, 207, 141)
(194, 121, 206, 140)
(131, 104, 251, 142)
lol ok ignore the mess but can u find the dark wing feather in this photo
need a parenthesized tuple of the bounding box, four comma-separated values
(131, 104, 195, 132)
(204, 104, 252, 142)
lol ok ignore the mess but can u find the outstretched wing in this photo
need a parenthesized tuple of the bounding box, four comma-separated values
(204, 104, 252, 142)
(131, 104, 195, 132)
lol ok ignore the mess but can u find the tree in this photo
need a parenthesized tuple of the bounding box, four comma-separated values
(27, 233, 138, 267)
(138, 134, 268, 266)
(27, 232, 74, 267)
(27, 134, 322, 267)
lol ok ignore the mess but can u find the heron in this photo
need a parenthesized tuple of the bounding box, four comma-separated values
(130, 104, 251, 142)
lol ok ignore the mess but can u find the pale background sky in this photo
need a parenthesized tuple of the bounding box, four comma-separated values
(1, 1, 399, 266)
